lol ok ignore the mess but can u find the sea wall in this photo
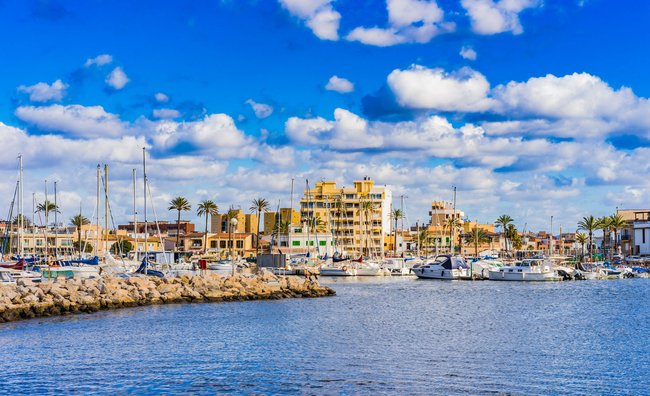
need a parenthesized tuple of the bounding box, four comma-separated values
(0, 273, 335, 323)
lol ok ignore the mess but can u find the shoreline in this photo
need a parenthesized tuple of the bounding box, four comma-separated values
(0, 273, 335, 324)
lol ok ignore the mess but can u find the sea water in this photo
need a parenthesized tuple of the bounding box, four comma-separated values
(0, 277, 648, 395)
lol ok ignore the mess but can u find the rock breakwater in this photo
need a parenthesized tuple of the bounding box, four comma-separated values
(0, 273, 335, 324)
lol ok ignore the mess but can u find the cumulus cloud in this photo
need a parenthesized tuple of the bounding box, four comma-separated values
(152, 108, 181, 119)
(15, 104, 127, 138)
(105, 67, 129, 90)
(84, 54, 113, 67)
(245, 99, 274, 119)
(148, 114, 256, 158)
(279, 0, 341, 40)
(285, 116, 333, 145)
(461, 0, 540, 35)
(325, 75, 355, 93)
(17, 79, 68, 102)
(460, 46, 477, 60)
(154, 92, 169, 103)
(387, 65, 493, 112)
(347, 0, 454, 46)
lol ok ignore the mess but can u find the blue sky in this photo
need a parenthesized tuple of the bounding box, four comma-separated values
(1, 0, 649, 232)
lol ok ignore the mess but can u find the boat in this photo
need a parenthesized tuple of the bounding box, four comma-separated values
(488, 258, 561, 281)
(354, 260, 390, 276)
(41, 265, 100, 279)
(411, 255, 471, 280)
(319, 263, 356, 276)
(470, 258, 503, 279)
(381, 257, 415, 276)
(0, 268, 16, 284)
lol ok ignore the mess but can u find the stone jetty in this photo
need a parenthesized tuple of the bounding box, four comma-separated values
(0, 273, 335, 324)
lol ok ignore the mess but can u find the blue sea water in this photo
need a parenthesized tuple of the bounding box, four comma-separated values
(0, 277, 648, 395)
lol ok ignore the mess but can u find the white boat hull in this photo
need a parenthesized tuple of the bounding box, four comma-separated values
(320, 267, 356, 276)
(412, 267, 468, 280)
(488, 270, 560, 281)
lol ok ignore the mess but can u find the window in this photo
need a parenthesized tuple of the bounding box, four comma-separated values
(236, 241, 243, 248)
(210, 241, 217, 248)
(292, 241, 300, 246)
(280, 241, 287, 247)
(319, 241, 326, 246)
(220, 241, 226, 248)
(643, 229, 646, 244)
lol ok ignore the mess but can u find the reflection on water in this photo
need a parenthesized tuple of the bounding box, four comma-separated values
(1, 278, 648, 394)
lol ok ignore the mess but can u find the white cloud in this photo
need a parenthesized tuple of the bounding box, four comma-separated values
(148, 114, 256, 158)
(105, 67, 130, 90)
(325, 75, 355, 93)
(245, 99, 274, 119)
(279, 0, 341, 40)
(285, 116, 333, 145)
(152, 108, 181, 119)
(15, 104, 127, 138)
(346, 0, 454, 46)
(387, 65, 493, 112)
(460, 46, 477, 60)
(17, 79, 68, 102)
(461, 0, 539, 35)
(84, 54, 113, 67)
(154, 92, 169, 103)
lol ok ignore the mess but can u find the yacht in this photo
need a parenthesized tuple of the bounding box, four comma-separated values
(0, 268, 16, 284)
(319, 263, 356, 276)
(488, 258, 561, 281)
(381, 257, 417, 276)
(411, 255, 471, 280)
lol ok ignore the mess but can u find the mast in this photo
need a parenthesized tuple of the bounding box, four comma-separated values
(133, 169, 137, 258)
(96, 165, 100, 258)
(44, 180, 48, 265)
(288, 178, 294, 260)
(18, 154, 24, 257)
(451, 186, 457, 255)
(143, 148, 148, 273)
(306, 179, 310, 258)
(54, 181, 58, 259)
(32, 193, 35, 258)
(78, 201, 83, 259)
(550, 215, 554, 257)
(104, 164, 109, 256)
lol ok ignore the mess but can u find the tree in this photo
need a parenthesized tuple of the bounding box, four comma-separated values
(466, 227, 490, 257)
(72, 240, 94, 253)
(307, 215, 326, 233)
(37, 200, 59, 227)
(12, 214, 31, 227)
(168, 196, 191, 251)
(609, 214, 626, 255)
(444, 217, 460, 253)
(597, 216, 612, 258)
(273, 220, 290, 236)
(577, 215, 598, 261)
(417, 229, 430, 256)
(575, 232, 588, 261)
(508, 224, 522, 251)
(391, 208, 404, 257)
(358, 200, 376, 256)
(197, 200, 219, 252)
(110, 239, 133, 256)
(249, 198, 270, 257)
(495, 214, 514, 255)
(70, 214, 91, 255)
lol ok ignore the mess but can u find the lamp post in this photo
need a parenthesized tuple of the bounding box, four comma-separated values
(229, 217, 238, 276)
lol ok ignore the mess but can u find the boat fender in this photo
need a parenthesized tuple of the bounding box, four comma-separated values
(342, 266, 348, 272)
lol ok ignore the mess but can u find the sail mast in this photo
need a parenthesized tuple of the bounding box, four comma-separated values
(288, 178, 293, 259)
(133, 169, 137, 259)
(54, 181, 58, 259)
(143, 148, 148, 274)
(96, 165, 100, 258)
(104, 164, 109, 257)
(18, 154, 24, 257)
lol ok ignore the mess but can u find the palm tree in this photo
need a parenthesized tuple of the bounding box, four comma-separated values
(168, 196, 191, 251)
(273, 220, 290, 236)
(70, 214, 91, 255)
(577, 215, 598, 261)
(609, 214, 626, 255)
(417, 229, 430, 257)
(575, 232, 588, 261)
(37, 200, 59, 227)
(466, 227, 490, 257)
(391, 208, 404, 257)
(444, 217, 460, 253)
(249, 198, 270, 257)
(358, 200, 375, 256)
(307, 215, 326, 233)
(197, 200, 219, 253)
(597, 216, 612, 259)
(495, 214, 513, 255)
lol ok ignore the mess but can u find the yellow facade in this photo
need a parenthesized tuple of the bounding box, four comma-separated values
(299, 178, 392, 257)
(263, 208, 300, 234)
(211, 209, 257, 234)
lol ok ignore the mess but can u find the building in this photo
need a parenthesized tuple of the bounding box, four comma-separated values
(118, 220, 195, 238)
(299, 177, 392, 257)
(270, 225, 334, 257)
(210, 209, 258, 234)
(424, 201, 466, 254)
(263, 208, 300, 235)
(179, 232, 254, 258)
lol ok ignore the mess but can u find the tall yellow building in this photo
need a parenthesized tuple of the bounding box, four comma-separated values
(263, 208, 300, 235)
(299, 177, 392, 257)
(210, 209, 257, 234)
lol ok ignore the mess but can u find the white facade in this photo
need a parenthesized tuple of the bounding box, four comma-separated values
(633, 221, 650, 255)
(276, 226, 335, 257)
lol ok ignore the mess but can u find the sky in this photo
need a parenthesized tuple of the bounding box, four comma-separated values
(0, 0, 649, 233)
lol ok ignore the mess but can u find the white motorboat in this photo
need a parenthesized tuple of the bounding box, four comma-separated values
(470, 259, 503, 279)
(411, 255, 471, 280)
(354, 260, 390, 276)
(41, 265, 100, 279)
(319, 263, 356, 276)
(381, 257, 416, 276)
(488, 259, 561, 281)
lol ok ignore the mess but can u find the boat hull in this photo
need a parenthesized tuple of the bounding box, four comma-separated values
(412, 268, 467, 280)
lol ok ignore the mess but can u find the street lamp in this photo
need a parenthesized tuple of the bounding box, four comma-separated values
(229, 217, 238, 276)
